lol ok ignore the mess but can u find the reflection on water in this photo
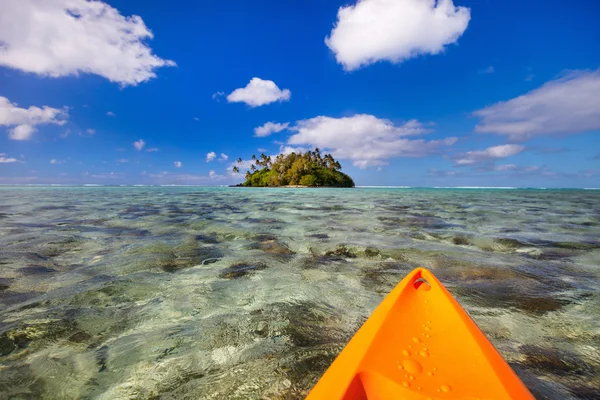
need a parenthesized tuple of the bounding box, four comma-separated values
(0, 187, 599, 399)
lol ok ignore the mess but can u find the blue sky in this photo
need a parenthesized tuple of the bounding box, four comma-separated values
(1, 0, 599, 187)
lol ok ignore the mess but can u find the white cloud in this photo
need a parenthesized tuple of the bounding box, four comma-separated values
(479, 66, 495, 74)
(117, 158, 128, 163)
(106, 111, 115, 117)
(0, 0, 175, 86)
(453, 144, 525, 166)
(209, 170, 227, 180)
(474, 69, 600, 140)
(9, 124, 36, 140)
(0, 96, 68, 140)
(257, 148, 268, 153)
(174, 161, 182, 168)
(219, 153, 228, 161)
(287, 114, 456, 168)
(227, 78, 291, 107)
(86, 128, 95, 135)
(0, 153, 20, 163)
(206, 151, 216, 162)
(133, 139, 146, 151)
(146, 147, 159, 152)
(279, 145, 308, 156)
(212, 92, 225, 100)
(193, 117, 199, 121)
(49, 158, 66, 164)
(254, 121, 289, 137)
(325, 0, 471, 71)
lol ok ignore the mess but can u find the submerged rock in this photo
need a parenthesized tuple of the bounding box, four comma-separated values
(306, 233, 329, 239)
(18, 266, 58, 275)
(324, 245, 357, 259)
(553, 241, 600, 251)
(281, 301, 349, 348)
(249, 235, 295, 256)
(363, 247, 381, 258)
(495, 237, 528, 249)
(218, 262, 268, 279)
(519, 345, 596, 376)
(134, 238, 222, 273)
(452, 235, 471, 245)
(0, 319, 77, 357)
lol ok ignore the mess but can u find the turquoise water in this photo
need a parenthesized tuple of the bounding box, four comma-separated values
(0, 187, 598, 399)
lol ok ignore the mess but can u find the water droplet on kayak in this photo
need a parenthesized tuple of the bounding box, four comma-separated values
(402, 381, 410, 388)
(417, 386, 422, 391)
(402, 359, 422, 374)
(419, 350, 429, 357)
(397, 364, 403, 370)
(402, 349, 411, 356)
(412, 336, 421, 343)
(409, 375, 414, 381)
(433, 367, 437, 371)
(425, 334, 430, 338)
(427, 320, 431, 324)
(440, 384, 452, 393)
(424, 326, 431, 331)
(427, 371, 434, 376)
(423, 347, 428, 351)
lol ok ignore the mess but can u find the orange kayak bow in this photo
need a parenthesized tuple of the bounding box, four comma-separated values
(306, 268, 534, 399)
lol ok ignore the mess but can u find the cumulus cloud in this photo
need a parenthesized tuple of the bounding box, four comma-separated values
(133, 139, 146, 151)
(212, 92, 225, 100)
(254, 121, 290, 137)
(0, 153, 20, 163)
(0, 96, 68, 140)
(474, 69, 600, 140)
(453, 144, 525, 166)
(206, 151, 216, 162)
(0, 0, 175, 86)
(287, 114, 456, 168)
(86, 128, 95, 135)
(209, 170, 228, 180)
(106, 111, 115, 117)
(227, 78, 291, 107)
(325, 0, 471, 71)
(219, 153, 228, 161)
(117, 158, 128, 163)
(146, 147, 159, 152)
(174, 161, 182, 168)
(49, 158, 66, 164)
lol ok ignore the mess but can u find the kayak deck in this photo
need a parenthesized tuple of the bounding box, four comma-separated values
(306, 268, 534, 399)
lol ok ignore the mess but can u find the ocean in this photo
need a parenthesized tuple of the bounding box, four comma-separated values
(0, 187, 598, 399)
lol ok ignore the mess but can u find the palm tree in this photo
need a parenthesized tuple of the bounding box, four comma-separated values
(232, 166, 240, 174)
(324, 154, 333, 169)
(251, 164, 256, 171)
(245, 171, 251, 180)
(237, 157, 243, 164)
(251, 154, 257, 161)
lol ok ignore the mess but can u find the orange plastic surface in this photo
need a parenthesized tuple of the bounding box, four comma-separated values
(306, 268, 534, 400)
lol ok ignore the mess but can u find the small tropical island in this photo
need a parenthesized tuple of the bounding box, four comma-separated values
(232, 148, 355, 187)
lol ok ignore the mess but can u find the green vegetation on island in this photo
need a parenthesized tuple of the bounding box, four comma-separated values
(232, 148, 355, 187)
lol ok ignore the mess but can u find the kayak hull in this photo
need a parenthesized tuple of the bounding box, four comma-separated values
(306, 268, 534, 400)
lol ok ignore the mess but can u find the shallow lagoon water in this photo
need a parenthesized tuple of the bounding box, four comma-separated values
(0, 187, 599, 399)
